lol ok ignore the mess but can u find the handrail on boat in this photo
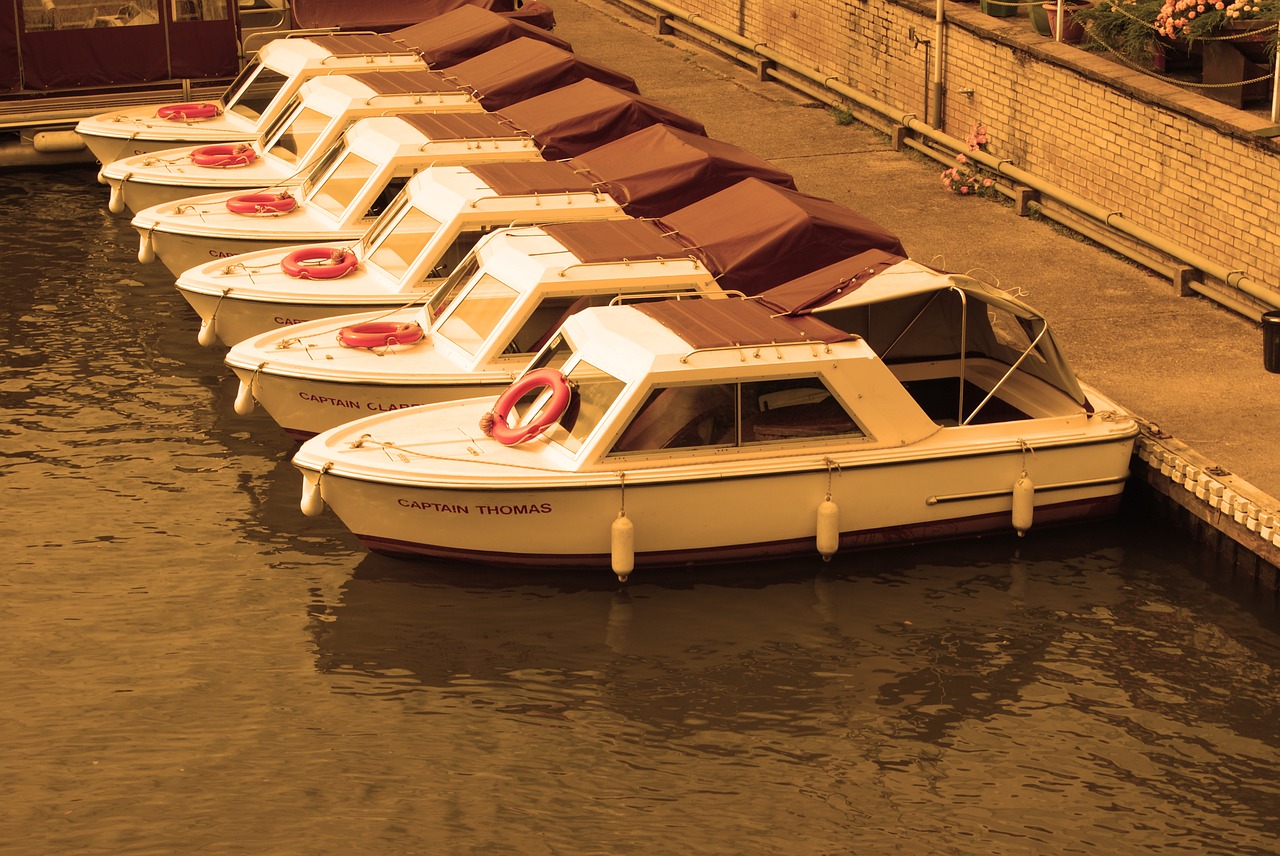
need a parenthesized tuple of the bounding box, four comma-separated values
(679, 338, 836, 364)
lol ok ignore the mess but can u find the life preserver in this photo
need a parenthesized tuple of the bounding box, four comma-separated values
(337, 321, 424, 349)
(190, 144, 257, 168)
(225, 192, 297, 215)
(482, 369, 571, 446)
(157, 102, 219, 121)
(281, 247, 358, 279)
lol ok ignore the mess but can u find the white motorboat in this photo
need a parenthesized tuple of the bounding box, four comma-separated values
(176, 123, 793, 347)
(225, 178, 905, 438)
(75, 6, 568, 168)
(132, 79, 707, 276)
(99, 70, 486, 216)
(292, 250, 1140, 578)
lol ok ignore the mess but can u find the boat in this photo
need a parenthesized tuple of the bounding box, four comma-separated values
(99, 69, 487, 216)
(131, 78, 706, 276)
(100, 36, 628, 217)
(225, 178, 905, 439)
(291, 250, 1140, 579)
(176, 123, 793, 347)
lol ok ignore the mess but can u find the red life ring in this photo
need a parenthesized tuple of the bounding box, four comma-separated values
(157, 102, 219, 121)
(190, 144, 257, 168)
(338, 321, 424, 349)
(281, 247, 358, 280)
(225, 192, 297, 215)
(482, 369, 572, 446)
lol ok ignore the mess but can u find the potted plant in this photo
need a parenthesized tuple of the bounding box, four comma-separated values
(1043, 0, 1097, 43)
(1073, 0, 1164, 61)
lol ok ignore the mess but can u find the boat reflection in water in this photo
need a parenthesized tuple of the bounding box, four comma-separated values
(308, 527, 1280, 850)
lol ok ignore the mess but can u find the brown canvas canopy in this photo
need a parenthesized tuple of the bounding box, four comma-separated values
(568, 124, 795, 218)
(390, 5, 569, 67)
(346, 69, 469, 97)
(442, 39, 638, 111)
(636, 297, 853, 350)
(398, 112, 530, 142)
(307, 33, 423, 59)
(469, 124, 792, 218)
(657, 179, 905, 297)
(754, 249, 907, 315)
(542, 220, 693, 265)
(497, 79, 702, 160)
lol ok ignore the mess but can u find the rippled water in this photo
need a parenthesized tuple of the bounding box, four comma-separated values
(4, 166, 1280, 854)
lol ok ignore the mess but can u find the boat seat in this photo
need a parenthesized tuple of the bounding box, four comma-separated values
(613, 384, 735, 453)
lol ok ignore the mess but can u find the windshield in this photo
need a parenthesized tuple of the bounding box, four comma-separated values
(223, 62, 288, 123)
(437, 274, 519, 357)
(423, 252, 480, 322)
(366, 206, 442, 280)
(262, 100, 331, 168)
(305, 150, 374, 216)
(541, 356, 627, 456)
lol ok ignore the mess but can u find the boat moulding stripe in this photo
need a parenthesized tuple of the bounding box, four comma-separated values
(353, 494, 1123, 570)
(926, 474, 1130, 505)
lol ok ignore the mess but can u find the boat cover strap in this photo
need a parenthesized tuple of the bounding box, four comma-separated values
(636, 298, 854, 350)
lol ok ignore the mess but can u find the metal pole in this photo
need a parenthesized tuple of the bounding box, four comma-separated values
(932, 0, 945, 128)
(1055, 0, 1064, 42)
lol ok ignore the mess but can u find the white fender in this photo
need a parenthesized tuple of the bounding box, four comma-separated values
(611, 513, 634, 582)
(300, 474, 324, 517)
(233, 379, 256, 415)
(1012, 473, 1034, 536)
(108, 181, 125, 214)
(137, 231, 155, 264)
(197, 317, 218, 348)
(816, 498, 840, 560)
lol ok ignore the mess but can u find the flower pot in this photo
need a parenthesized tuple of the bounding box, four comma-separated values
(981, 0, 1018, 17)
(1044, 2, 1092, 44)
(1028, 2, 1052, 36)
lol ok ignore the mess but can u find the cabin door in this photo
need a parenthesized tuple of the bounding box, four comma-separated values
(2, 0, 239, 94)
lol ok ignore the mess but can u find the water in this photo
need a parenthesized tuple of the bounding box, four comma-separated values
(3, 166, 1280, 854)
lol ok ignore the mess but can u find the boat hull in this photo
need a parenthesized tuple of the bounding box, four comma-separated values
(299, 436, 1137, 570)
(145, 230, 303, 277)
(179, 287, 415, 349)
(236, 368, 502, 439)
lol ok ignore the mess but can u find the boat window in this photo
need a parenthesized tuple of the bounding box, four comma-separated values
(423, 253, 480, 322)
(365, 208, 441, 279)
(437, 275, 518, 355)
(224, 65, 288, 123)
(611, 376, 865, 455)
(306, 152, 377, 217)
(740, 378, 865, 444)
(986, 304, 1047, 366)
(301, 139, 348, 197)
(172, 0, 228, 22)
(262, 104, 331, 167)
(415, 228, 487, 286)
(542, 360, 626, 455)
(500, 295, 608, 357)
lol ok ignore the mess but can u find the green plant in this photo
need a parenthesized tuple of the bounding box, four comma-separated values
(940, 123, 998, 198)
(1155, 0, 1280, 44)
(828, 105, 855, 125)
(1074, 0, 1165, 62)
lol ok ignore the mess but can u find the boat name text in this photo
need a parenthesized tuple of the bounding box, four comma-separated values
(300, 391, 419, 412)
(397, 499, 552, 515)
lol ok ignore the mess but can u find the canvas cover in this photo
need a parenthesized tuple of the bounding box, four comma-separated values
(657, 179, 906, 297)
(442, 38, 638, 111)
(568, 124, 796, 218)
(636, 298, 853, 350)
(469, 162, 599, 195)
(399, 112, 528, 141)
(353, 69, 466, 97)
(498, 79, 703, 161)
(754, 249, 907, 315)
(391, 4, 569, 67)
(4, 0, 239, 93)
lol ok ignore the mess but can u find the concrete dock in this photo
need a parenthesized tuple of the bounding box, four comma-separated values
(552, 0, 1280, 585)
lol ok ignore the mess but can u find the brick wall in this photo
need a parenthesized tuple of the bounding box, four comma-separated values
(639, 0, 1280, 311)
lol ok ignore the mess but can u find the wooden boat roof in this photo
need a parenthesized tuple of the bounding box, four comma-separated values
(541, 220, 690, 264)
(498, 79, 703, 160)
(635, 298, 854, 350)
(442, 38, 638, 111)
(398, 112, 528, 142)
(307, 33, 415, 58)
(567, 124, 794, 217)
(391, 5, 571, 68)
(348, 69, 467, 96)
(470, 161, 599, 195)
